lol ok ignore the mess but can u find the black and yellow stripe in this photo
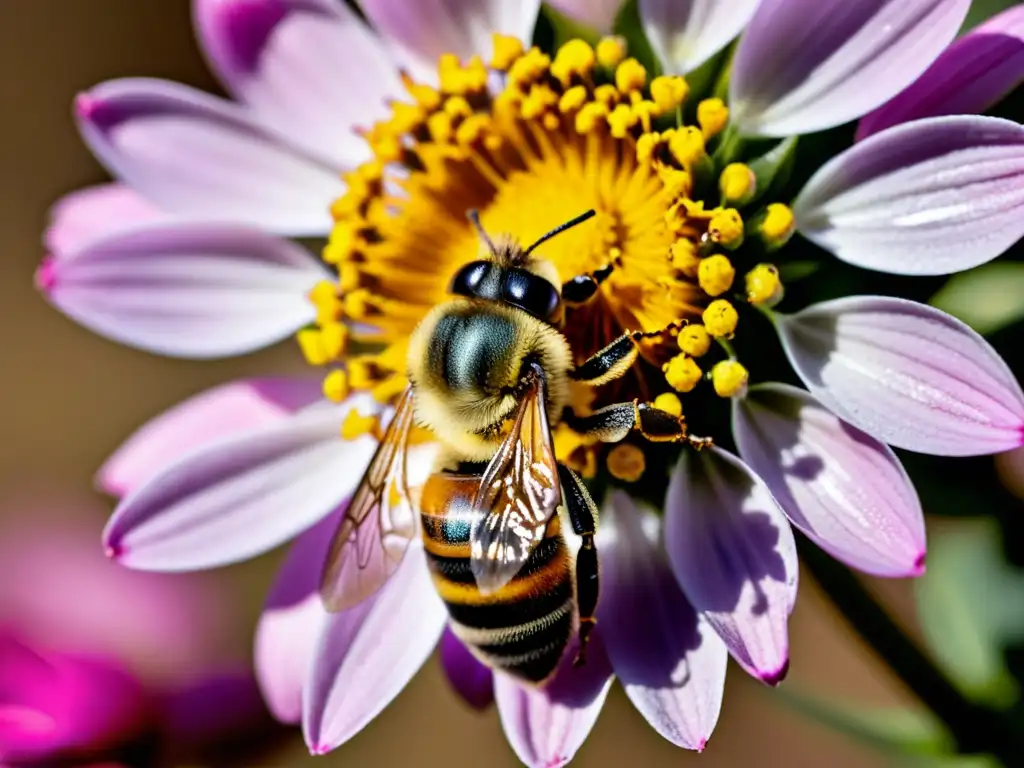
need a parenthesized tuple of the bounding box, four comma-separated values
(420, 472, 573, 684)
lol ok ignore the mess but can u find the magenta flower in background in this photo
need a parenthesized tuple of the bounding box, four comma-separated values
(34, 0, 1024, 765)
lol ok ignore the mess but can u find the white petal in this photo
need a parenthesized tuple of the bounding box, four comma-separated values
(641, 0, 760, 74)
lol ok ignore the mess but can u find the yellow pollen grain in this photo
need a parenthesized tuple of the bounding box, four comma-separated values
(341, 409, 379, 441)
(720, 163, 756, 206)
(607, 443, 646, 482)
(596, 36, 627, 69)
(697, 254, 735, 297)
(559, 85, 589, 113)
(491, 34, 524, 70)
(575, 102, 609, 134)
(711, 360, 749, 398)
(697, 98, 729, 139)
(677, 324, 711, 357)
(615, 58, 647, 93)
(760, 203, 796, 248)
(668, 127, 706, 168)
(650, 75, 689, 113)
(663, 354, 702, 393)
(607, 103, 637, 138)
(746, 264, 784, 306)
(707, 208, 745, 250)
(323, 369, 350, 402)
(551, 39, 596, 85)
(653, 392, 683, 416)
(703, 299, 738, 338)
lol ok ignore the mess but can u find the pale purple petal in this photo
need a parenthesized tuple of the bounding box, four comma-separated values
(665, 447, 797, 684)
(302, 545, 446, 753)
(439, 626, 493, 710)
(549, 0, 622, 34)
(103, 394, 381, 571)
(255, 509, 337, 724)
(45, 183, 163, 258)
(730, 0, 970, 137)
(358, 0, 542, 83)
(778, 296, 1024, 456)
(494, 635, 613, 768)
(39, 222, 329, 359)
(598, 493, 727, 750)
(76, 78, 344, 235)
(794, 116, 1024, 276)
(99, 377, 322, 497)
(858, 5, 1024, 140)
(641, 0, 760, 75)
(734, 383, 926, 577)
(194, 0, 401, 168)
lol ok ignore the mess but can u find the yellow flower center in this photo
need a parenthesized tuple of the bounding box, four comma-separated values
(301, 34, 794, 459)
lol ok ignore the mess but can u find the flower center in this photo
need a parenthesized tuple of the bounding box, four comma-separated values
(300, 35, 796, 478)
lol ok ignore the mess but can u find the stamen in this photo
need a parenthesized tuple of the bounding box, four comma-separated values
(323, 369, 350, 402)
(758, 203, 797, 249)
(745, 264, 784, 306)
(551, 39, 596, 86)
(719, 163, 757, 206)
(653, 392, 683, 416)
(711, 360, 749, 398)
(491, 34, 524, 70)
(703, 300, 738, 338)
(707, 209, 745, 250)
(697, 254, 735, 297)
(615, 58, 647, 94)
(297, 328, 331, 366)
(649, 76, 689, 114)
(697, 98, 729, 140)
(341, 409, 379, 441)
(607, 443, 646, 482)
(663, 354, 703, 393)
(677, 325, 711, 357)
(596, 36, 627, 69)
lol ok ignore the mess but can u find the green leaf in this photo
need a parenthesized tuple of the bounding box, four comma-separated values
(916, 519, 1024, 708)
(929, 263, 1024, 336)
(960, 0, 1019, 33)
(773, 688, 952, 757)
(896, 756, 1002, 768)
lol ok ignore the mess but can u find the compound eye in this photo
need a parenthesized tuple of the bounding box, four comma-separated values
(503, 269, 561, 323)
(449, 261, 490, 297)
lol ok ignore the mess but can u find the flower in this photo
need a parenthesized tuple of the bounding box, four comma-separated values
(35, 0, 1024, 764)
(0, 500, 274, 764)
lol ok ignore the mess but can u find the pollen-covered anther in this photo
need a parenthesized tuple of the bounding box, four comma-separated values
(607, 443, 646, 482)
(720, 163, 757, 206)
(507, 48, 551, 88)
(320, 322, 348, 359)
(707, 208, 744, 250)
(551, 39, 596, 86)
(615, 58, 647, 93)
(559, 85, 589, 114)
(596, 36, 627, 69)
(657, 165, 692, 198)
(702, 299, 738, 338)
(653, 392, 683, 416)
(521, 85, 558, 120)
(697, 254, 735, 297)
(437, 54, 488, 95)
(746, 264, 784, 306)
(668, 127, 706, 169)
(490, 33, 524, 71)
(650, 75, 689, 113)
(323, 369, 350, 402)
(677, 324, 711, 357)
(575, 102, 609, 134)
(341, 408, 379, 441)
(663, 354, 702, 393)
(635, 132, 661, 165)
(607, 104, 637, 138)
(401, 71, 442, 110)
(372, 373, 408, 403)
(697, 98, 729, 140)
(297, 328, 330, 366)
(669, 239, 700, 276)
(758, 203, 797, 250)
(711, 360, 749, 398)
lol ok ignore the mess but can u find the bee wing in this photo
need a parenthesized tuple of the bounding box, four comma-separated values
(319, 387, 418, 612)
(470, 373, 561, 595)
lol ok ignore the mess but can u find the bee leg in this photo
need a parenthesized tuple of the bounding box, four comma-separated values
(562, 260, 618, 307)
(558, 464, 600, 668)
(563, 402, 713, 449)
(570, 323, 686, 386)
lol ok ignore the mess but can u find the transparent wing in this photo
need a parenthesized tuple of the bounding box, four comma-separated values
(470, 373, 561, 595)
(319, 387, 417, 612)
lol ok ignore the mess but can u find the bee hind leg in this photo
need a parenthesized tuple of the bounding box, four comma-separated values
(558, 464, 600, 668)
(570, 322, 687, 386)
(563, 402, 713, 450)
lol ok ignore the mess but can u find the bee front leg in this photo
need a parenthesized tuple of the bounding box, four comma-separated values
(570, 322, 685, 387)
(563, 402, 713, 450)
(561, 260, 617, 307)
(558, 464, 599, 668)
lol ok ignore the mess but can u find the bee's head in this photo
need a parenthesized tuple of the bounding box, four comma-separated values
(448, 210, 595, 325)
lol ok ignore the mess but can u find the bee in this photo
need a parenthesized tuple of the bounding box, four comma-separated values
(320, 210, 710, 685)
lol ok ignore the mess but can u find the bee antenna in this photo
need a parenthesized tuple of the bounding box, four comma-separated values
(524, 210, 597, 256)
(467, 209, 498, 256)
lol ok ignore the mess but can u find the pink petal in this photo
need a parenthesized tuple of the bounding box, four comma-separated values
(641, 0, 760, 75)
(665, 447, 797, 684)
(193, 0, 401, 168)
(857, 5, 1024, 140)
(494, 635, 613, 768)
(99, 377, 322, 497)
(45, 184, 163, 258)
(103, 394, 381, 571)
(357, 0, 542, 83)
(598, 493, 727, 750)
(439, 626, 493, 710)
(778, 296, 1024, 456)
(39, 221, 329, 359)
(730, 0, 970, 137)
(793, 115, 1024, 276)
(549, 0, 623, 34)
(302, 546, 446, 753)
(254, 510, 338, 724)
(734, 383, 926, 577)
(76, 78, 344, 235)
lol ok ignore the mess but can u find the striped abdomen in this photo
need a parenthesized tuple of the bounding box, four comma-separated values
(420, 471, 574, 684)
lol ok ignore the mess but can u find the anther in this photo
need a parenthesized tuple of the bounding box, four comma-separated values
(297, 329, 330, 366)
(575, 102, 609, 134)
(490, 34, 524, 70)
(653, 392, 683, 416)
(559, 85, 589, 114)
(341, 409, 379, 441)
(711, 360, 749, 398)
(320, 322, 348, 359)
(745, 264, 784, 306)
(401, 69, 440, 107)
(615, 58, 647, 93)
(668, 127, 706, 169)
(719, 163, 757, 206)
(702, 299, 738, 338)
(596, 36, 627, 69)
(663, 354, 702, 393)
(607, 103, 637, 138)
(758, 203, 796, 250)
(697, 98, 729, 140)
(323, 369, 350, 402)
(650, 75, 689, 113)
(551, 39, 596, 86)
(706, 208, 744, 250)
(607, 443, 646, 482)
(635, 132, 661, 165)
(677, 324, 711, 357)
(697, 254, 735, 297)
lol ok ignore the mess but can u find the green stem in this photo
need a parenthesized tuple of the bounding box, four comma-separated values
(800, 541, 1024, 765)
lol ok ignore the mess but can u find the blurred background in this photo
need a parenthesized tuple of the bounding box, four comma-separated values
(1, 1, 1011, 766)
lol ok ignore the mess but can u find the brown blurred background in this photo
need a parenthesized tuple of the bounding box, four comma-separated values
(0, 2, 909, 765)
